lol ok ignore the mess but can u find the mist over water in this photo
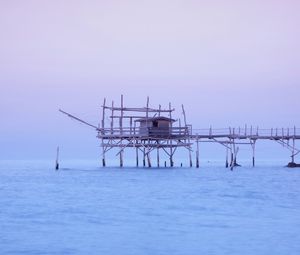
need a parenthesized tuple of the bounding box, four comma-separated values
(1, 160, 300, 255)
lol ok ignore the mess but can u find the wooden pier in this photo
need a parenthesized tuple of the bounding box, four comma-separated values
(60, 96, 300, 169)
(190, 126, 300, 169)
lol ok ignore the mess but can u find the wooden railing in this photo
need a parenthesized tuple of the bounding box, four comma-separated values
(191, 127, 300, 138)
(99, 126, 190, 137)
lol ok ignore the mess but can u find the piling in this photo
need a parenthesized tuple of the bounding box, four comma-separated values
(55, 146, 59, 170)
(196, 136, 200, 168)
(143, 147, 146, 167)
(157, 147, 160, 167)
(225, 146, 229, 168)
(136, 147, 139, 167)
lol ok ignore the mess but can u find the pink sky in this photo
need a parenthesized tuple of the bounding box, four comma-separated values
(1, 0, 299, 159)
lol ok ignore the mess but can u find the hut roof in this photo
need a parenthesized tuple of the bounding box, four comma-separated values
(135, 116, 175, 122)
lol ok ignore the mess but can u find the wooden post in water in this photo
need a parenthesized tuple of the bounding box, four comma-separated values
(136, 147, 139, 167)
(147, 139, 151, 168)
(120, 151, 124, 168)
(157, 142, 160, 167)
(196, 135, 200, 168)
(169, 102, 174, 167)
(147, 150, 152, 168)
(143, 145, 146, 167)
(55, 146, 59, 170)
(251, 140, 256, 167)
(102, 98, 106, 167)
(182, 104, 192, 167)
(157, 105, 161, 168)
(231, 139, 236, 171)
(134, 120, 139, 167)
(229, 127, 234, 169)
(292, 126, 296, 163)
(230, 150, 234, 169)
(225, 145, 229, 168)
(120, 95, 124, 167)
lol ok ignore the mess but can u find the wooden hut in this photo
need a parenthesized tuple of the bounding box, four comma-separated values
(136, 117, 175, 137)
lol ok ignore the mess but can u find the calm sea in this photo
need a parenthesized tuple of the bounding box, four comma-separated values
(1, 160, 300, 255)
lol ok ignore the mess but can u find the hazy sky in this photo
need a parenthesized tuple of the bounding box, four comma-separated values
(1, 0, 299, 160)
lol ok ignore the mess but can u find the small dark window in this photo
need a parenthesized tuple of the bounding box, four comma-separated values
(153, 121, 158, 127)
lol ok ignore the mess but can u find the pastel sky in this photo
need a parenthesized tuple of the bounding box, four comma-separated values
(1, 0, 300, 160)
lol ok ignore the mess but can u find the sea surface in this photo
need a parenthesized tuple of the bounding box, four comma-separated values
(1, 160, 300, 255)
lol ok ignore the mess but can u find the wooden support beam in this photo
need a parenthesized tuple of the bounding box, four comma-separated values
(136, 147, 139, 167)
(182, 104, 193, 167)
(251, 140, 256, 167)
(103, 106, 175, 113)
(120, 95, 124, 167)
(292, 126, 296, 163)
(130, 117, 133, 135)
(230, 137, 234, 170)
(55, 146, 59, 170)
(196, 136, 199, 168)
(102, 98, 106, 167)
(226, 146, 229, 168)
(169, 102, 174, 167)
(157, 142, 160, 167)
(120, 95, 124, 135)
(120, 152, 123, 168)
(143, 145, 146, 167)
(110, 101, 114, 134)
(147, 146, 152, 168)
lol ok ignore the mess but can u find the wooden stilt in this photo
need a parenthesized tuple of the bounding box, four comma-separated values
(102, 98, 106, 167)
(251, 140, 256, 167)
(157, 143, 160, 167)
(292, 126, 296, 163)
(55, 146, 59, 170)
(182, 105, 192, 167)
(147, 149, 151, 168)
(170, 147, 173, 167)
(136, 147, 139, 167)
(169, 102, 174, 167)
(226, 145, 229, 168)
(102, 154, 106, 167)
(196, 136, 199, 168)
(120, 95, 124, 168)
(120, 152, 123, 168)
(143, 146, 146, 167)
(230, 151, 234, 169)
(229, 128, 234, 170)
(111, 101, 114, 134)
(230, 140, 234, 171)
